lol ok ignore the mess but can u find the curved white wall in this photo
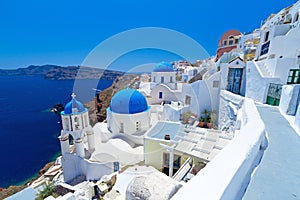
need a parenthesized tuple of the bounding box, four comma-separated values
(149, 84, 180, 104)
(172, 90, 267, 200)
(151, 71, 176, 90)
(107, 108, 151, 135)
(61, 153, 114, 183)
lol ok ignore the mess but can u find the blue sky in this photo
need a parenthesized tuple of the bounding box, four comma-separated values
(0, 0, 296, 69)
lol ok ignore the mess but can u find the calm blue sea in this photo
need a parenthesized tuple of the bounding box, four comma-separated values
(0, 76, 112, 188)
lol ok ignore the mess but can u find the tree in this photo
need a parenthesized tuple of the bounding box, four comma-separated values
(35, 181, 55, 200)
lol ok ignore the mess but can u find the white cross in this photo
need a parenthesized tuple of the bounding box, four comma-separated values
(71, 93, 76, 99)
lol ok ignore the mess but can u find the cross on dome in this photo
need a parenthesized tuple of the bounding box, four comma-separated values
(71, 93, 76, 99)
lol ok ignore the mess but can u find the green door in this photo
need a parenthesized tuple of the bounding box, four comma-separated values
(266, 83, 282, 106)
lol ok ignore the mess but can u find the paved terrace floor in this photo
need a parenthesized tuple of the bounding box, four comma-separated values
(243, 105, 300, 200)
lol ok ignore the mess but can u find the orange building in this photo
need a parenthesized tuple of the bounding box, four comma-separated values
(216, 30, 242, 61)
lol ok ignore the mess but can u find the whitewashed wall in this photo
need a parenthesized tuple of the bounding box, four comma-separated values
(295, 103, 300, 132)
(61, 153, 114, 183)
(149, 84, 180, 105)
(279, 84, 300, 115)
(220, 60, 246, 96)
(151, 72, 177, 90)
(181, 81, 212, 117)
(245, 61, 281, 103)
(172, 90, 267, 200)
(106, 109, 151, 135)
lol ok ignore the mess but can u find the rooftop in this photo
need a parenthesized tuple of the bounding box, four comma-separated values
(146, 121, 185, 140)
(146, 121, 233, 162)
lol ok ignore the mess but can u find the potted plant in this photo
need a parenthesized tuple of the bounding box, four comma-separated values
(201, 109, 218, 129)
(198, 117, 205, 127)
(181, 111, 192, 124)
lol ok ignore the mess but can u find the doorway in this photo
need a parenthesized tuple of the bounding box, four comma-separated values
(227, 68, 243, 94)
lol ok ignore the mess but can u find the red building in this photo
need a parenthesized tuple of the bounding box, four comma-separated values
(216, 30, 242, 61)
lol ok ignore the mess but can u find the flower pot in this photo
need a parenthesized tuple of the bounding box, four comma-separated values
(199, 122, 205, 127)
(207, 123, 213, 129)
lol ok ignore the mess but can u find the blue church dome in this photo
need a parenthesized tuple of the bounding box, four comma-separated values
(109, 89, 149, 114)
(62, 93, 86, 114)
(153, 62, 174, 72)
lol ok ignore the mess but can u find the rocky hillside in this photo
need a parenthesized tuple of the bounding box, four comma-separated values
(0, 65, 124, 80)
(0, 65, 56, 76)
(85, 74, 140, 125)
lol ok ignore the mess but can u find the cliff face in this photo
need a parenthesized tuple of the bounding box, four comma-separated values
(0, 65, 124, 80)
(0, 65, 57, 76)
(85, 74, 140, 125)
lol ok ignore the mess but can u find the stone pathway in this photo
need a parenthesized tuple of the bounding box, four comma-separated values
(243, 105, 300, 200)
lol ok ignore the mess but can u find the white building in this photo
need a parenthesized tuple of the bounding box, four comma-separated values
(147, 62, 182, 105)
(59, 94, 116, 183)
(219, 57, 246, 96)
(106, 88, 152, 145)
(246, 1, 300, 105)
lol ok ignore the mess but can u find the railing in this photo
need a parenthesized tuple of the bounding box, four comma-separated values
(172, 157, 193, 182)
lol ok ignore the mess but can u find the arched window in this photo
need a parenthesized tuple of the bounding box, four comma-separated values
(84, 114, 88, 128)
(119, 122, 124, 133)
(69, 134, 74, 145)
(74, 117, 80, 130)
(294, 12, 299, 23)
(64, 118, 70, 131)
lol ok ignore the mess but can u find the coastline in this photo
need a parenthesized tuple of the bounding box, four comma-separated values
(0, 74, 137, 198)
(0, 161, 55, 199)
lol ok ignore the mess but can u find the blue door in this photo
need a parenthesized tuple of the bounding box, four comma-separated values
(159, 92, 163, 99)
(227, 68, 243, 94)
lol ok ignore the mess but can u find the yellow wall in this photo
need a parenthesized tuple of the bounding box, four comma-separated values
(144, 139, 191, 171)
(144, 139, 165, 170)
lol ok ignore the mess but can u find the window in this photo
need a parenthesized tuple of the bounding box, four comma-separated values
(159, 92, 163, 99)
(64, 118, 70, 131)
(264, 31, 269, 42)
(119, 122, 124, 133)
(136, 121, 141, 131)
(260, 41, 270, 56)
(223, 40, 227, 46)
(84, 115, 88, 128)
(235, 39, 239, 44)
(170, 76, 173, 83)
(113, 162, 119, 172)
(213, 81, 219, 88)
(295, 12, 299, 22)
(185, 95, 191, 105)
(153, 76, 156, 83)
(229, 40, 233, 45)
(163, 153, 181, 169)
(161, 76, 164, 83)
(287, 69, 300, 84)
(74, 117, 80, 130)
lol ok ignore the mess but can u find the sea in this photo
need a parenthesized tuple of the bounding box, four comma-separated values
(0, 76, 113, 188)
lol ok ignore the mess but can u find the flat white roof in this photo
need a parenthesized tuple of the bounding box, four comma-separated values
(146, 122, 232, 162)
(174, 127, 232, 162)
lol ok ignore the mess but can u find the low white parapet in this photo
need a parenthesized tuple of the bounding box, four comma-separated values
(172, 90, 267, 200)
